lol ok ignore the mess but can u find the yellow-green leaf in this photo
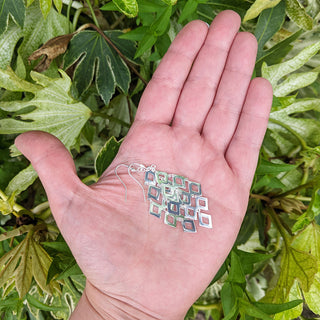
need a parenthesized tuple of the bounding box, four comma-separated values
(112, 0, 138, 17)
(264, 243, 317, 303)
(291, 223, 320, 314)
(262, 40, 320, 88)
(161, 0, 177, 5)
(274, 281, 303, 320)
(304, 273, 320, 314)
(0, 234, 59, 298)
(243, 0, 282, 22)
(0, 69, 91, 149)
(285, 0, 313, 30)
(292, 223, 320, 259)
(40, 0, 52, 19)
(53, 0, 62, 12)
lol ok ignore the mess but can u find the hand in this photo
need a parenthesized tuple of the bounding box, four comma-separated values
(15, 10, 273, 320)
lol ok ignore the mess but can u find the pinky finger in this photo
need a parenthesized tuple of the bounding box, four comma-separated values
(225, 78, 273, 186)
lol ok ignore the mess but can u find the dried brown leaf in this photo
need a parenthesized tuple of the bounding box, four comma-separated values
(28, 33, 74, 72)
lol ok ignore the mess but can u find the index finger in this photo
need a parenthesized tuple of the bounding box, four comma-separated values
(135, 20, 208, 125)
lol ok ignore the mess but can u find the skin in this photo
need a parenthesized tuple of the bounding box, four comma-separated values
(15, 10, 273, 320)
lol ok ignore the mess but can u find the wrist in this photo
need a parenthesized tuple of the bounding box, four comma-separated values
(71, 281, 178, 320)
(70, 286, 104, 320)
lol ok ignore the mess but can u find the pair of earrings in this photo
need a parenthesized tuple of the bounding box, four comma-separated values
(115, 163, 212, 233)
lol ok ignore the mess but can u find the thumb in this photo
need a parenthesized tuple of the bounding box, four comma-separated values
(15, 131, 83, 226)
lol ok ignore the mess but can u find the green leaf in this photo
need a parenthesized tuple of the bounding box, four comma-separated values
(39, 0, 52, 18)
(236, 249, 274, 275)
(304, 273, 320, 315)
(112, 0, 138, 17)
(95, 136, 122, 177)
(227, 251, 246, 284)
(63, 30, 132, 104)
(0, 21, 23, 69)
(273, 71, 319, 97)
(135, 32, 157, 58)
(256, 159, 296, 175)
(285, 0, 313, 30)
(150, 5, 172, 36)
(0, 235, 59, 298)
(178, 0, 198, 23)
(18, 2, 71, 67)
(254, 1, 286, 56)
(0, 69, 91, 195)
(53, 0, 62, 12)
(26, 293, 63, 312)
(100, 2, 118, 11)
(108, 94, 132, 137)
(0, 0, 25, 36)
(0, 69, 92, 149)
(221, 282, 243, 319)
(5, 165, 38, 196)
(238, 298, 272, 320)
(161, 0, 176, 5)
(135, 5, 172, 58)
(292, 223, 320, 260)
(262, 41, 320, 88)
(254, 300, 303, 314)
(256, 30, 303, 70)
(243, 0, 282, 22)
(269, 99, 320, 147)
(264, 244, 317, 303)
(273, 281, 303, 320)
(292, 189, 320, 232)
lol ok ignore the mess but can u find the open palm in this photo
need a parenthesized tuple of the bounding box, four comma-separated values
(16, 10, 273, 320)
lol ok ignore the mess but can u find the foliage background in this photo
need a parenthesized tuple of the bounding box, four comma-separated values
(0, 0, 320, 319)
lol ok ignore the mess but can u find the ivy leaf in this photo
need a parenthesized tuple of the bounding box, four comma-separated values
(112, 0, 138, 17)
(264, 244, 317, 303)
(0, 0, 25, 36)
(0, 69, 91, 195)
(95, 136, 122, 177)
(0, 234, 60, 298)
(0, 69, 91, 149)
(285, 0, 313, 30)
(18, 1, 71, 68)
(63, 30, 132, 104)
(243, 0, 282, 22)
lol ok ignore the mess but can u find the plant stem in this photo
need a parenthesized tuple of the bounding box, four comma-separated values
(273, 175, 320, 199)
(82, 174, 98, 184)
(67, 0, 73, 33)
(110, 14, 126, 29)
(73, 8, 83, 32)
(77, 23, 148, 85)
(31, 202, 49, 215)
(268, 118, 308, 150)
(266, 207, 290, 248)
(85, 0, 100, 28)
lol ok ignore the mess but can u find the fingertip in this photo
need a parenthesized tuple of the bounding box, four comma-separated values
(251, 77, 274, 101)
(214, 10, 241, 28)
(183, 19, 210, 37)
